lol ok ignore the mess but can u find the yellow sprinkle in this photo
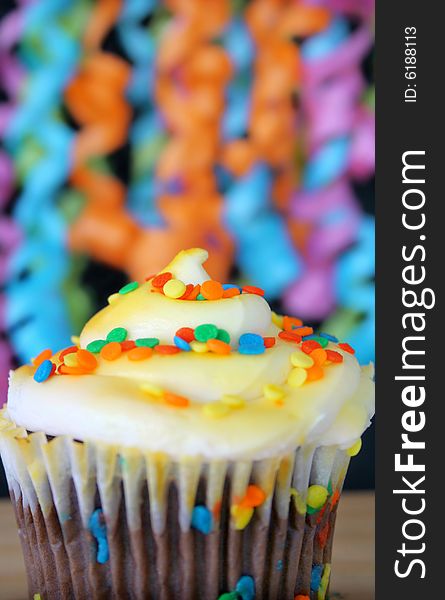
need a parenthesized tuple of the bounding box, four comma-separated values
(221, 394, 245, 408)
(163, 278, 186, 299)
(318, 563, 331, 600)
(190, 341, 208, 353)
(346, 438, 362, 457)
(33, 595, 42, 600)
(271, 311, 284, 329)
(307, 485, 329, 510)
(290, 351, 314, 369)
(290, 488, 307, 515)
(108, 293, 120, 305)
(287, 367, 308, 388)
(140, 382, 164, 398)
(231, 504, 254, 530)
(70, 335, 80, 347)
(64, 353, 78, 367)
(263, 384, 285, 402)
(203, 402, 231, 419)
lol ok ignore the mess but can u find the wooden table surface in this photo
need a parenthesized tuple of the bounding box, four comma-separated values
(0, 491, 374, 600)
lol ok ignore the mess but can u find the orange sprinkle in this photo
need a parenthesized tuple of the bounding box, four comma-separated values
(283, 316, 303, 331)
(207, 339, 231, 355)
(278, 331, 302, 343)
(33, 348, 52, 367)
(325, 349, 343, 363)
(213, 500, 222, 519)
(152, 272, 172, 288)
(301, 340, 322, 354)
(222, 287, 240, 298)
(294, 596, 310, 600)
(263, 336, 276, 348)
(120, 340, 136, 352)
(239, 485, 266, 508)
(201, 279, 224, 300)
(306, 365, 324, 381)
(185, 284, 201, 300)
(242, 285, 265, 296)
(317, 520, 330, 548)
(179, 283, 194, 299)
(310, 348, 327, 366)
(295, 326, 313, 337)
(331, 489, 341, 508)
(338, 342, 355, 354)
(155, 345, 181, 355)
(76, 349, 98, 371)
(59, 346, 78, 361)
(127, 346, 153, 361)
(100, 342, 122, 361)
(164, 392, 190, 408)
(58, 365, 89, 376)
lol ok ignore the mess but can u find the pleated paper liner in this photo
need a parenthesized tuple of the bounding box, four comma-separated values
(0, 414, 350, 600)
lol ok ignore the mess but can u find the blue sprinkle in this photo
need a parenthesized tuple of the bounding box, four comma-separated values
(174, 336, 191, 351)
(33, 360, 53, 383)
(276, 559, 283, 571)
(89, 509, 109, 564)
(320, 332, 339, 343)
(223, 283, 241, 291)
(191, 505, 213, 535)
(239, 333, 264, 347)
(239, 344, 265, 355)
(311, 564, 323, 591)
(235, 575, 255, 600)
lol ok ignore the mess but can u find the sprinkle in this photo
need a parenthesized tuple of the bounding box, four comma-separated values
(263, 336, 276, 348)
(306, 365, 324, 381)
(64, 352, 79, 367)
(310, 348, 327, 366)
(235, 575, 255, 600)
(218, 593, 238, 600)
(164, 392, 189, 407)
(106, 327, 127, 343)
(152, 272, 172, 288)
(263, 384, 285, 402)
(108, 293, 120, 304)
(287, 367, 308, 388)
(33, 348, 52, 367)
(185, 284, 201, 300)
(77, 349, 98, 371)
(174, 336, 191, 351)
(307, 485, 329, 510)
(346, 438, 362, 457)
(283, 315, 303, 331)
(338, 342, 355, 354)
(163, 278, 186, 299)
(311, 564, 323, 592)
(190, 341, 209, 353)
(176, 327, 195, 343)
(155, 345, 181, 355)
(325, 349, 343, 363)
(119, 281, 139, 295)
(197, 293, 206, 300)
(58, 365, 89, 375)
(86, 340, 107, 354)
(242, 285, 265, 296)
(222, 283, 240, 290)
(195, 323, 218, 342)
(239, 485, 266, 508)
(120, 340, 136, 351)
(207, 339, 231, 355)
(294, 326, 314, 337)
(221, 394, 245, 408)
(33, 595, 42, 600)
(318, 564, 331, 600)
(100, 342, 122, 361)
(271, 311, 284, 328)
(201, 279, 224, 300)
(222, 287, 241, 298)
(294, 595, 310, 600)
(59, 345, 78, 360)
(301, 340, 322, 354)
(276, 559, 283, 571)
(140, 382, 164, 398)
(128, 346, 153, 361)
(290, 351, 314, 369)
(89, 509, 109, 564)
(216, 328, 231, 344)
(278, 331, 302, 343)
(320, 332, 338, 343)
(203, 402, 230, 419)
(33, 360, 55, 383)
(191, 506, 213, 535)
(239, 333, 263, 347)
(290, 488, 307, 515)
(239, 344, 265, 355)
(135, 337, 159, 348)
(231, 504, 253, 530)
(179, 283, 194, 299)
(304, 334, 328, 348)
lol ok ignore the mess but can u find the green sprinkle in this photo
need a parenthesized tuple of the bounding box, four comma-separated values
(106, 327, 128, 342)
(119, 281, 139, 295)
(313, 336, 329, 348)
(86, 340, 107, 353)
(306, 505, 319, 515)
(135, 338, 160, 348)
(218, 594, 238, 600)
(195, 324, 219, 342)
(196, 293, 206, 300)
(217, 328, 231, 344)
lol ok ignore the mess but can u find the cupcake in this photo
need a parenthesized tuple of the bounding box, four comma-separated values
(0, 248, 374, 600)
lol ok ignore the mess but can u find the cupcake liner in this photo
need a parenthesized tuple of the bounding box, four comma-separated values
(0, 416, 350, 600)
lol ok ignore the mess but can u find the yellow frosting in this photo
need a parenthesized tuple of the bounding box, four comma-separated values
(6, 248, 375, 460)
